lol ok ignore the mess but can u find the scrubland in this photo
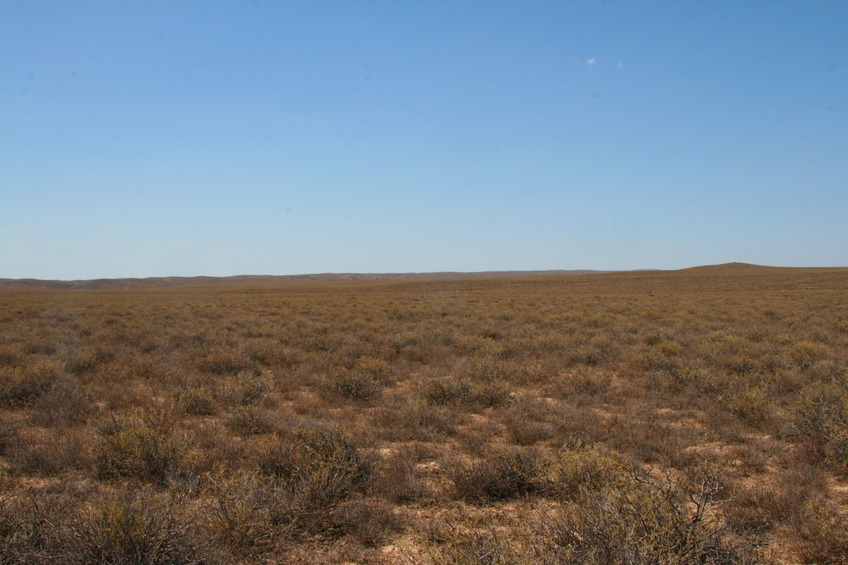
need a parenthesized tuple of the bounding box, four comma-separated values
(1, 265, 847, 564)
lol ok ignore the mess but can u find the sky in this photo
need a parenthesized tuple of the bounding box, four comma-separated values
(2, 1, 847, 279)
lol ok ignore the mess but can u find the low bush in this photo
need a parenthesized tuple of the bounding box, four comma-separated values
(220, 370, 271, 406)
(207, 425, 372, 547)
(548, 445, 626, 500)
(418, 375, 470, 406)
(533, 470, 762, 565)
(449, 448, 547, 503)
(72, 487, 209, 565)
(566, 367, 613, 396)
(196, 352, 256, 377)
(0, 362, 61, 407)
(173, 385, 217, 417)
(792, 499, 848, 564)
(371, 448, 425, 503)
(792, 382, 848, 469)
(428, 522, 521, 565)
(205, 466, 288, 552)
(33, 376, 94, 427)
(330, 498, 403, 547)
(226, 406, 275, 437)
(322, 358, 390, 401)
(93, 411, 191, 485)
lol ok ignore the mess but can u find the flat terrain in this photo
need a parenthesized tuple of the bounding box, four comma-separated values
(1, 265, 847, 563)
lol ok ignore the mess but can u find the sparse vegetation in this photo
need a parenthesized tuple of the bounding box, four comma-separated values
(0, 265, 847, 562)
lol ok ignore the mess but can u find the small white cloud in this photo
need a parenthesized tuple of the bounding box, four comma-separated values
(585, 58, 596, 65)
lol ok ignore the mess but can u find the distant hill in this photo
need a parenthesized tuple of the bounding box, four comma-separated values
(0, 270, 608, 290)
(3, 263, 844, 290)
(676, 262, 833, 274)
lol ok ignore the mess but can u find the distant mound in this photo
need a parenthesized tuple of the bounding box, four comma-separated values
(677, 262, 845, 275)
(679, 262, 779, 273)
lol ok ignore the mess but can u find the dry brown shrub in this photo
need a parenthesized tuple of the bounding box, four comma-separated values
(791, 499, 848, 564)
(93, 410, 192, 485)
(371, 447, 426, 503)
(330, 498, 403, 547)
(448, 447, 548, 503)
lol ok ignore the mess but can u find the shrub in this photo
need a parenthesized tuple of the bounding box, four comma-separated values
(330, 498, 403, 547)
(0, 486, 76, 563)
(726, 466, 827, 534)
(566, 367, 612, 396)
(207, 425, 371, 545)
(63, 347, 108, 376)
(724, 386, 770, 426)
(0, 345, 24, 368)
(0, 362, 60, 407)
(792, 499, 848, 564)
(11, 430, 91, 476)
(503, 399, 554, 446)
(322, 358, 390, 401)
(373, 400, 460, 441)
(533, 470, 762, 565)
(428, 522, 521, 565)
(564, 344, 605, 367)
(225, 406, 275, 437)
(371, 448, 425, 503)
(418, 375, 470, 406)
(72, 487, 209, 565)
(220, 370, 271, 406)
(457, 355, 506, 383)
(469, 378, 511, 408)
(204, 466, 286, 552)
(33, 376, 94, 427)
(0, 418, 20, 456)
(174, 385, 217, 416)
(548, 445, 626, 500)
(94, 412, 190, 485)
(449, 448, 547, 503)
(196, 352, 256, 376)
(289, 425, 371, 514)
(792, 383, 848, 468)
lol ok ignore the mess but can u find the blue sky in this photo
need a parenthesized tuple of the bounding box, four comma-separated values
(2, 1, 847, 279)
